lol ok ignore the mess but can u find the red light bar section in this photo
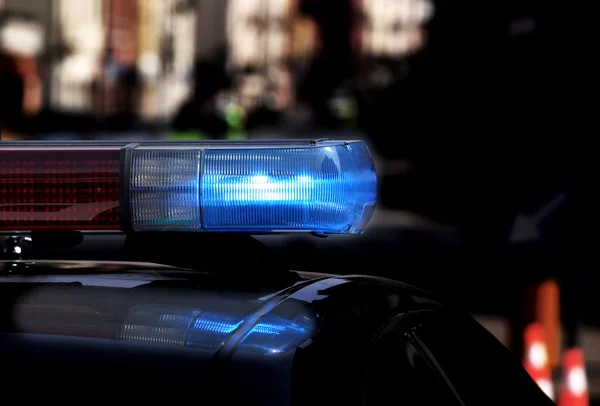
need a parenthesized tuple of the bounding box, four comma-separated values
(0, 149, 121, 231)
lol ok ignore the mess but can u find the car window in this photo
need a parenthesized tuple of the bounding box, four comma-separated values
(365, 315, 461, 405)
(412, 311, 555, 406)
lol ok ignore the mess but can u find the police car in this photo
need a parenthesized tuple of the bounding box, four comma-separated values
(0, 140, 553, 405)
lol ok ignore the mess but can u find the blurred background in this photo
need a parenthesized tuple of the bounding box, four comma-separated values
(0, 0, 587, 400)
(0, 0, 440, 140)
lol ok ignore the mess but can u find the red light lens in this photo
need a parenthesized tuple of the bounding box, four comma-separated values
(0, 148, 121, 231)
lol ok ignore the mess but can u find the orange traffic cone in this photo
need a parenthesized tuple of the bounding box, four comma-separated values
(558, 348, 589, 406)
(524, 323, 555, 401)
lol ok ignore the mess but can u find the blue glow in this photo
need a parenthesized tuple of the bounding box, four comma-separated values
(120, 306, 315, 354)
(184, 312, 243, 349)
(200, 141, 377, 234)
(189, 318, 306, 336)
(186, 313, 311, 352)
(190, 319, 295, 336)
(128, 141, 377, 234)
(191, 317, 242, 334)
(113, 309, 315, 354)
(238, 314, 313, 354)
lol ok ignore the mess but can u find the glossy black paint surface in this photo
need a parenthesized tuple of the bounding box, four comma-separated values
(0, 260, 433, 403)
(0, 260, 551, 406)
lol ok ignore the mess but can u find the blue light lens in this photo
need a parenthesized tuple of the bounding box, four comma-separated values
(201, 142, 377, 234)
(129, 141, 377, 234)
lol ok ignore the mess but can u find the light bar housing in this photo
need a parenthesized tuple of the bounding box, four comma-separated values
(1, 140, 377, 235)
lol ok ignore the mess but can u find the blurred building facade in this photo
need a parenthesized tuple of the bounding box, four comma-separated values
(1, 0, 433, 131)
(226, 0, 295, 111)
(49, 0, 197, 122)
(359, 0, 432, 57)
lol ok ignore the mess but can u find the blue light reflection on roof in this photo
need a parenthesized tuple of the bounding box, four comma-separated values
(239, 314, 314, 354)
(120, 307, 200, 347)
(120, 306, 315, 354)
(191, 316, 242, 335)
(186, 312, 313, 353)
(189, 317, 306, 336)
(184, 312, 242, 349)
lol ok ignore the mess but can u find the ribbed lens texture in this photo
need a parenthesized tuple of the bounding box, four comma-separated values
(120, 307, 199, 347)
(118, 307, 316, 354)
(185, 312, 314, 354)
(201, 142, 377, 233)
(130, 149, 201, 230)
(186, 312, 243, 349)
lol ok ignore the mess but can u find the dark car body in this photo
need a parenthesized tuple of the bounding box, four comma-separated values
(0, 259, 553, 406)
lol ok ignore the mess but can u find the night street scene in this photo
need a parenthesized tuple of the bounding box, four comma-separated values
(0, 1, 587, 405)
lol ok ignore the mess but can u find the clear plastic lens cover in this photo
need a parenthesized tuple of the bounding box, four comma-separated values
(129, 141, 377, 234)
(130, 149, 201, 231)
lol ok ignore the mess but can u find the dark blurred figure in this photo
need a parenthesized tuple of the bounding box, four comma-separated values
(171, 52, 231, 139)
(381, 0, 583, 357)
(0, 11, 43, 139)
(96, 51, 141, 130)
(367, 0, 581, 246)
(94, 0, 141, 131)
(246, 104, 281, 132)
(297, 0, 355, 128)
(0, 53, 25, 139)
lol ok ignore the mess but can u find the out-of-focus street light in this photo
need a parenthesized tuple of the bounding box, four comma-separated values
(0, 15, 43, 57)
(0, 12, 44, 117)
(361, 0, 434, 57)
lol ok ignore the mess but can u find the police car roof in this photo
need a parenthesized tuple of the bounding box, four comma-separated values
(0, 255, 439, 304)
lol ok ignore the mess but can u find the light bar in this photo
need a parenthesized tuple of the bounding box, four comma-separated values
(0, 147, 121, 230)
(0, 140, 377, 234)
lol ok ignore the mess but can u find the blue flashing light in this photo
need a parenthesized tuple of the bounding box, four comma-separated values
(201, 142, 376, 233)
(129, 141, 377, 234)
